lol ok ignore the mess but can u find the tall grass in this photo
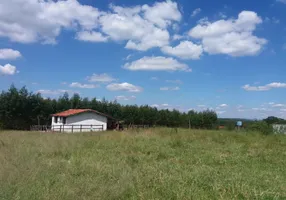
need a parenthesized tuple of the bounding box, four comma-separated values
(0, 128, 286, 200)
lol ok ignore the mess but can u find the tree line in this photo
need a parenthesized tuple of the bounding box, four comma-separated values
(0, 85, 218, 130)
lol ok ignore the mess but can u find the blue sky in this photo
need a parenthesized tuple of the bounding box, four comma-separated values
(0, 0, 286, 119)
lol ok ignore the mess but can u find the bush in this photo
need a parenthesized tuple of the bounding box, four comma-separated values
(247, 121, 273, 135)
(226, 122, 235, 131)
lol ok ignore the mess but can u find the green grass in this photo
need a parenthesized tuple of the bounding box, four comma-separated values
(0, 128, 286, 200)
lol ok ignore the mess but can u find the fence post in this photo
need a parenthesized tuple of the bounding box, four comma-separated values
(101, 124, 104, 131)
(80, 125, 82, 132)
(63, 125, 64, 132)
(71, 125, 73, 133)
(60, 125, 62, 133)
(91, 124, 92, 132)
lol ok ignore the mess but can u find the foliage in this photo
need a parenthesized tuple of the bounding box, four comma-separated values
(263, 116, 286, 125)
(0, 85, 217, 130)
(247, 121, 273, 135)
(1, 129, 286, 199)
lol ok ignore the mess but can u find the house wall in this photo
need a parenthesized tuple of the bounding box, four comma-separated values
(273, 124, 286, 134)
(51, 112, 107, 133)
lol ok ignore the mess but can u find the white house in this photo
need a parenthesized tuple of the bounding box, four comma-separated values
(51, 109, 116, 133)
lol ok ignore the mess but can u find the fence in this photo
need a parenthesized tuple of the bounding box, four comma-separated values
(31, 124, 104, 133)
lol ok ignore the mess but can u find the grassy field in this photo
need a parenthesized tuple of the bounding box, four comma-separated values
(0, 129, 286, 200)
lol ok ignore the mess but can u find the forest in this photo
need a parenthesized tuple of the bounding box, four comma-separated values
(0, 85, 218, 130)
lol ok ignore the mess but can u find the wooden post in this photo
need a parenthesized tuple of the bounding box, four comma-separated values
(80, 125, 82, 132)
(60, 125, 62, 133)
(71, 125, 73, 133)
(91, 124, 92, 132)
(63, 125, 64, 132)
(101, 124, 103, 131)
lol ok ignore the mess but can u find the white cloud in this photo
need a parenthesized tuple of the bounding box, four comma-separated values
(191, 8, 201, 17)
(0, 0, 181, 51)
(166, 79, 183, 84)
(69, 82, 98, 89)
(197, 105, 206, 108)
(217, 111, 226, 114)
(172, 34, 184, 40)
(151, 77, 158, 80)
(99, 1, 181, 51)
(151, 104, 159, 108)
(160, 86, 180, 91)
(76, 31, 108, 42)
(0, 64, 17, 75)
(115, 95, 136, 101)
(125, 54, 132, 61)
(106, 82, 143, 92)
(0, 0, 102, 43)
(87, 73, 116, 83)
(161, 41, 203, 60)
(252, 108, 272, 111)
(189, 11, 267, 56)
(277, 0, 286, 4)
(218, 12, 227, 19)
(162, 103, 169, 107)
(0, 49, 22, 60)
(123, 56, 191, 72)
(142, 0, 182, 28)
(271, 104, 286, 108)
(219, 104, 228, 107)
(242, 82, 286, 91)
(36, 89, 78, 95)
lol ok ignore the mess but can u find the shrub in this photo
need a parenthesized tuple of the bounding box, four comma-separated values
(247, 121, 273, 135)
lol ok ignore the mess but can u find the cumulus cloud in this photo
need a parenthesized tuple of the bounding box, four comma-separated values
(123, 56, 191, 72)
(172, 34, 184, 40)
(115, 95, 136, 101)
(219, 104, 228, 107)
(242, 82, 286, 91)
(75, 31, 108, 42)
(189, 11, 266, 56)
(142, 0, 182, 28)
(191, 8, 201, 17)
(161, 41, 203, 60)
(99, 1, 181, 51)
(0, 0, 181, 51)
(0, 49, 22, 60)
(0, 0, 102, 43)
(87, 73, 116, 83)
(106, 82, 143, 92)
(69, 82, 98, 89)
(160, 86, 180, 91)
(0, 64, 18, 75)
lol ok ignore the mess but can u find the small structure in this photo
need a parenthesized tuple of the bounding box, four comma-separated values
(51, 109, 116, 133)
(273, 124, 286, 134)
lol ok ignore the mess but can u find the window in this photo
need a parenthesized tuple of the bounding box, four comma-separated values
(54, 116, 58, 123)
(63, 117, 66, 124)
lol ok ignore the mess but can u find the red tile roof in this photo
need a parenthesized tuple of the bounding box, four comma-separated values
(52, 109, 115, 119)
